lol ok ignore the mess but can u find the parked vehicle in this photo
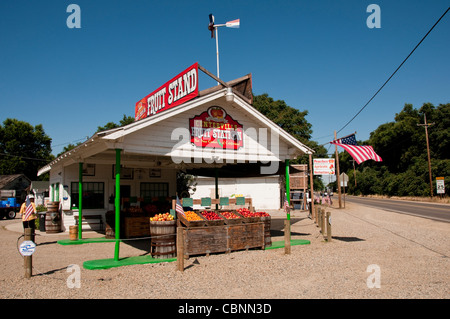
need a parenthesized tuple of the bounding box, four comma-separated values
(0, 197, 20, 219)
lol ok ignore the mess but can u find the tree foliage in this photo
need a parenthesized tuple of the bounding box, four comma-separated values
(252, 93, 328, 162)
(252, 93, 327, 189)
(96, 114, 135, 132)
(0, 118, 54, 179)
(343, 103, 449, 196)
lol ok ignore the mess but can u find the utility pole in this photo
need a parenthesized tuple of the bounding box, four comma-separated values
(417, 113, 435, 197)
(334, 131, 342, 208)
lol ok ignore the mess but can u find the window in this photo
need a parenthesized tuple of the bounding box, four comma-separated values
(140, 182, 168, 200)
(71, 182, 104, 209)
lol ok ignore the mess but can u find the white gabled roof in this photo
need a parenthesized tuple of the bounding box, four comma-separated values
(38, 78, 313, 176)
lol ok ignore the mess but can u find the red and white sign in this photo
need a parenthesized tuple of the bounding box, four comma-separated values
(135, 63, 199, 121)
(189, 106, 244, 150)
(313, 158, 335, 175)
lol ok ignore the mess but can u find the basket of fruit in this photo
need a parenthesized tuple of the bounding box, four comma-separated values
(217, 211, 243, 225)
(200, 210, 224, 226)
(177, 210, 206, 228)
(236, 208, 261, 223)
(149, 213, 177, 259)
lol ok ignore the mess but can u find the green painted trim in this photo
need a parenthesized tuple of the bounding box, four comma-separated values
(55, 182, 60, 202)
(265, 239, 310, 250)
(78, 163, 83, 239)
(114, 149, 122, 261)
(83, 255, 177, 270)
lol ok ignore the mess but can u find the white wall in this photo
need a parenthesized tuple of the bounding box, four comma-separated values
(49, 163, 177, 231)
(191, 176, 281, 210)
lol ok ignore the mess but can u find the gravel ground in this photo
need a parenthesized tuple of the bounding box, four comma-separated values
(0, 201, 449, 299)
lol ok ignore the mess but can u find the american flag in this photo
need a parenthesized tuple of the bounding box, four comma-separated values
(176, 195, 185, 216)
(283, 193, 290, 214)
(331, 134, 382, 164)
(24, 196, 35, 221)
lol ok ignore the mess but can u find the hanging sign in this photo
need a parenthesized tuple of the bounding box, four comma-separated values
(313, 159, 335, 175)
(135, 63, 199, 121)
(189, 106, 244, 150)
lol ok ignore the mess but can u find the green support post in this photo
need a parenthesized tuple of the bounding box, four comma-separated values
(285, 159, 291, 221)
(78, 163, 83, 239)
(114, 149, 122, 261)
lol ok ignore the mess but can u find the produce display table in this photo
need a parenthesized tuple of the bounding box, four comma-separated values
(181, 223, 265, 258)
(176, 208, 271, 258)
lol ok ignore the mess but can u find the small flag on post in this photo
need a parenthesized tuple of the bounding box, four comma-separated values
(176, 195, 185, 216)
(24, 196, 35, 221)
(330, 133, 382, 164)
(284, 193, 290, 214)
(225, 19, 240, 28)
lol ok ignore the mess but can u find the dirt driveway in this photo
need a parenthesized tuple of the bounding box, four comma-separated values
(0, 201, 448, 300)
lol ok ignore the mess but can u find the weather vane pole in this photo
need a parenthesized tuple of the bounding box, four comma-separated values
(208, 14, 240, 82)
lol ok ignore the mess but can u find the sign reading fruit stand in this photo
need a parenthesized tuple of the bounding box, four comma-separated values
(190, 106, 244, 150)
(135, 63, 199, 121)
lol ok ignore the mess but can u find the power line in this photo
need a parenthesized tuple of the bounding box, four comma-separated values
(336, 6, 449, 135)
(0, 152, 49, 162)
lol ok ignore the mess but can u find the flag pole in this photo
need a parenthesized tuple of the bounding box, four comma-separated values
(334, 131, 342, 209)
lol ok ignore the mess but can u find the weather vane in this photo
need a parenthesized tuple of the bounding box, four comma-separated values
(208, 14, 240, 81)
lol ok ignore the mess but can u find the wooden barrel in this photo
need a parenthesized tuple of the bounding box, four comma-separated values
(45, 212, 61, 233)
(69, 225, 78, 240)
(47, 201, 60, 212)
(261, 216, 272, 247)
(150, 220, 176, 259)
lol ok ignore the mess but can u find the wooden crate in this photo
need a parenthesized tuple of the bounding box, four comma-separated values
(198, 211, 225, 226)
(183, 225, 228, 256)
(182, 222, 265, 258)
(234, 211, 261, 224)
(227, 223, 265, 251)
(261, 216, 272, 247)
(124, 216, 150, 238)
(217, 211, 243, 225)
(177, 212, 206, 228)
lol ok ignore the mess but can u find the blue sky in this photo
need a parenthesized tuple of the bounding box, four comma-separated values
(1, 0, 449, 157)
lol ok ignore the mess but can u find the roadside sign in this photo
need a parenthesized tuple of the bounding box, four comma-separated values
(313, 159, 335, 175)
(19, 240, 36, 257)
(436, 177, 445, 194)
(340, 173, 349, 187)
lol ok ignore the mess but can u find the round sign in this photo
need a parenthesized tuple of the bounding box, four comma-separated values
(19, 240, 36, 257)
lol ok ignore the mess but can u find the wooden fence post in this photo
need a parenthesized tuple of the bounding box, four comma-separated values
(326, 211, 332, 242)
(284, 219, 291, 255)
(24, 227, 34, 279)
(177, 227, 184, 272)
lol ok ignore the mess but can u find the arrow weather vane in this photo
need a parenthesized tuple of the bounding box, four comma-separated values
(208, 14, 240, 81)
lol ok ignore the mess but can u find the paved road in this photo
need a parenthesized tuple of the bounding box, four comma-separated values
(344, 195, 450, 223)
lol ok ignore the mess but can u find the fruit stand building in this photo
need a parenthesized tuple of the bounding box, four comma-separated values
(37, 63, 314, 262)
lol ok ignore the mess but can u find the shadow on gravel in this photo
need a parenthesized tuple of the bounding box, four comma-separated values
(332, 236, 365, 242)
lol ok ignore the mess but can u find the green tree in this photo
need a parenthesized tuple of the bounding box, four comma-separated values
(252, 93, 327, 188)
(347, 102, 450, 196)
(0, 118, 54, 179)
(97, 114, 135, 132)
